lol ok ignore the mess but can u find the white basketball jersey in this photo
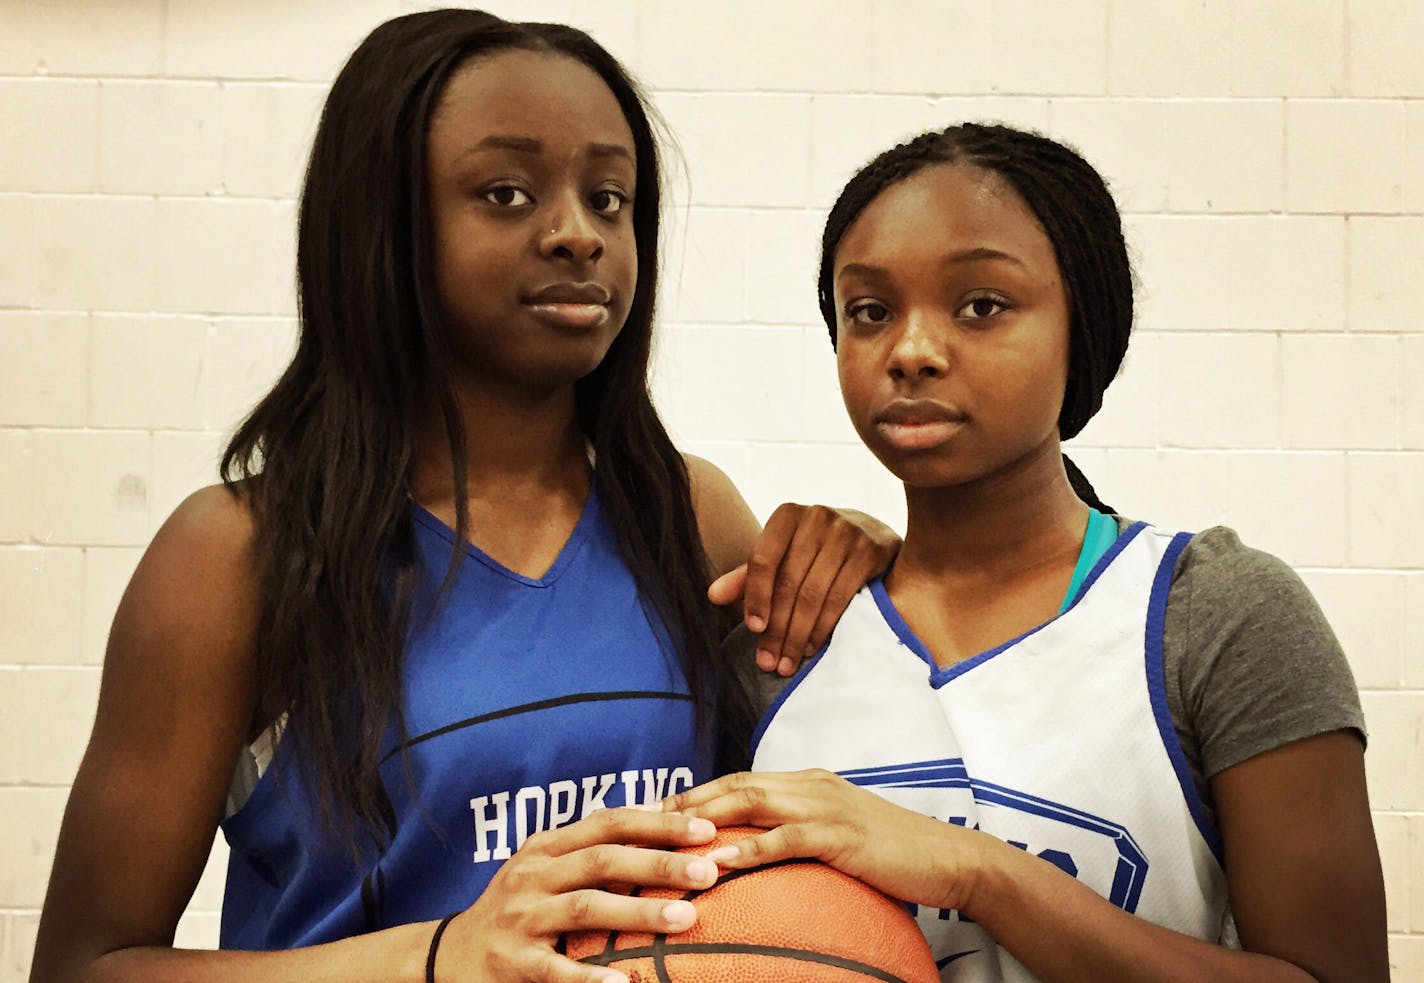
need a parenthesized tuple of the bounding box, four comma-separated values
(752, 523, 1230, 982)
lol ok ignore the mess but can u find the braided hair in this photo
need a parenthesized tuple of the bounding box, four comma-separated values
(817, 122, 1131, 512)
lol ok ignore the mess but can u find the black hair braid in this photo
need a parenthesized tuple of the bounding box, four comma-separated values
(817, 122, 1130, 514)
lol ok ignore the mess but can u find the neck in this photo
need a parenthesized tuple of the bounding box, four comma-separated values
(893, 441, 1090, 589)
(410, 378, 588, 506)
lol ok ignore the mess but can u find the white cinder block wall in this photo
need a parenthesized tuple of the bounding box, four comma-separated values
(1, 0, 1420, 978)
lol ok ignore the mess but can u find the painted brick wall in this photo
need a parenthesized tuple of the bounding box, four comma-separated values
(1, 1, 1420, 979)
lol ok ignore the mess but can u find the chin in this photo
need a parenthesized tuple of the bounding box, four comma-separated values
(870, 447, 987, 491)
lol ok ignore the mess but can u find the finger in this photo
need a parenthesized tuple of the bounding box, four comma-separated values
(703, 823, 824, 870)
(773, 535, 854, 672)
(531, 886, 701, 938)
(664, 775, 813, 830)
(660, 775, 740, 809)
(706, 563, 748, 608)
(542, 841, 720, 896)
(740, 504, 805, 636)
(753, 508, 829, 665)
(529, 948, 630, 983)
(796, 549, 869, 661)
(522, 807, 716, 858)
(661, 771, 766, 814)
(667, 787, 796, 829)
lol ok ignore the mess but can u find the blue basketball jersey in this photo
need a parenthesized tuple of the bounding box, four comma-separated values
(220, 481, 713, 949)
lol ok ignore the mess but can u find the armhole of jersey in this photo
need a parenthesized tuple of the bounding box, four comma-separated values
(747, 638, 831, 763)
(1145, 531, 1225, 867)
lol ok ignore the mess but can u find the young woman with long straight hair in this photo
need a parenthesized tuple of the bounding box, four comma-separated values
(30, 11, 897, 983)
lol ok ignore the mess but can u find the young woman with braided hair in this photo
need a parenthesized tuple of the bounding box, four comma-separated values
(30, 11, 900, 983)
(667, 123, 1387, 983)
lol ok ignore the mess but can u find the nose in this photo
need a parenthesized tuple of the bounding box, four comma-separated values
(540, 194, 605, 264)
(887, 312, 949, 381)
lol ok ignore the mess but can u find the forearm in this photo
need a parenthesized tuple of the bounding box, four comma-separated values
(964, 840, 1316, 983)
(44, 920, 434, 983)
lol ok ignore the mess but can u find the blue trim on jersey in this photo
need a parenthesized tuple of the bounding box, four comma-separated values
(1066, 520, 1147, 609)
(867, 521, 1149, 689)
(408, 481, 601, 588)
(748, 638, 832, 760)
(1144, 531, 1225, 866)
(840, 758, 1150, 912)
(930, 523, 1147, 688)
(869, 576, 939, 673)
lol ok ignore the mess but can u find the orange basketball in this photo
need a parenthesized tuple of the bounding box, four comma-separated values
(562, 825, 939, 982)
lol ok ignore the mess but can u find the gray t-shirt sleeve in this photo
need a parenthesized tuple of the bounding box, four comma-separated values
(1161, 525, 1367, 816)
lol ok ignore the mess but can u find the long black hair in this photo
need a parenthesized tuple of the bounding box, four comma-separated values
(222, 9, 725, 846)
(817, 122, 1130, 512)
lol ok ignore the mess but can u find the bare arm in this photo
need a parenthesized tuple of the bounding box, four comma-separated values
(32, 486, 722, 983)
(27, 485, 408, 983)
(665, 731, 1386, 983)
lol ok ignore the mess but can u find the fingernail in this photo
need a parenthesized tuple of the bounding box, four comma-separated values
(685, 859, 717, 885)
(662, 900, 696, 930)
(687, 817, 716, 840)
(778, 657, 795, 676)
(705, 846, 740, 865)
(755, 649, 776, 670)
(746, 615, 767, 633)
(601, 974, 629, 983)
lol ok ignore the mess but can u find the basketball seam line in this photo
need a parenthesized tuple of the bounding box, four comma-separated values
(577, 941, 921, 982)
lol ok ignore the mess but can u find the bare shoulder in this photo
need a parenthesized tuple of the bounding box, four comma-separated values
(682, 452, 736, 503)
(681, 453, 761, 577)
(156, 481, 256, 554)
(111, 485, 258, 642)
(103, 482, 264, 734)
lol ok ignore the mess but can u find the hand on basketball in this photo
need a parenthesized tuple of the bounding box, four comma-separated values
(663, 770, 984, 914)
(433, 808, 721, 983)
(707, 505, 900, 677)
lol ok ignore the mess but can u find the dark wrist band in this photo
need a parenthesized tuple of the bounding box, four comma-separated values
(425, 912, 458, 983)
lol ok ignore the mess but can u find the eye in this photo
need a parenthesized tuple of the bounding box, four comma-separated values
(481, 185, 532, 207)
(956, 294, 1011, 320)
(590, 189, 628, 215)
(845, 300, 892, 325)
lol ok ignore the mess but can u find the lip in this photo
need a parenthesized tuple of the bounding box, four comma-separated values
(873, 399, 968, 451)
(522, 282, 613, 331)
(524, 281, 611, 305)
(874, 399, 967, 427)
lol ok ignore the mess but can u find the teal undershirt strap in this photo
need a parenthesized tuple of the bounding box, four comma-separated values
(1058, 508, 1118, 614)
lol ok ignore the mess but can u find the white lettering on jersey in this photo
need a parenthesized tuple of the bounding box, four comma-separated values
(470, 790, 512, 863)
(471, 765, 698, 865)
(579, 772, 618, 818)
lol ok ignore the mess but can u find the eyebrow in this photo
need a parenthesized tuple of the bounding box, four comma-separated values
(838, 248, 1028, 282)
(457, 135, 634, 163)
